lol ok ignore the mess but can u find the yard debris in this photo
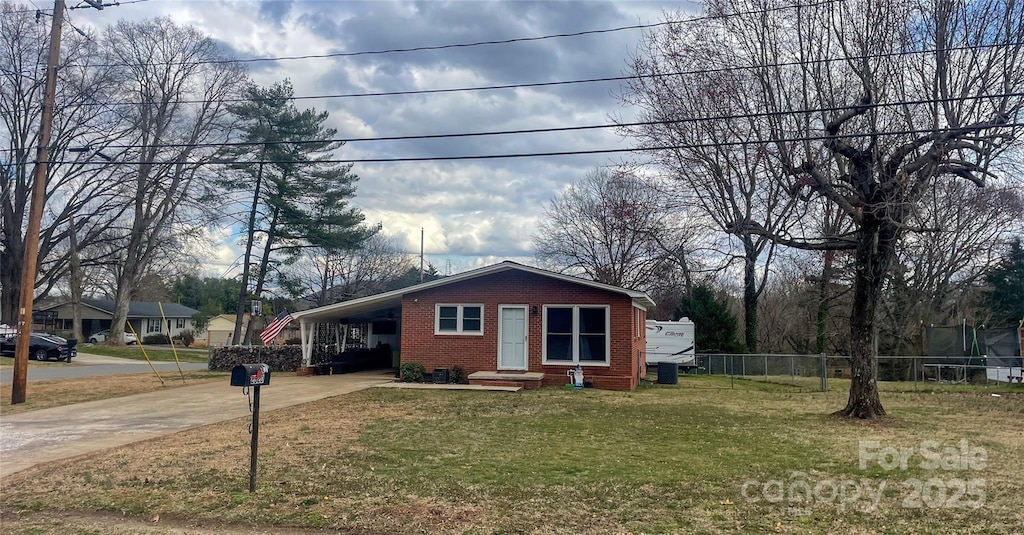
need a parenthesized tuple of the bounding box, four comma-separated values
(720, 499, 734, 506)
(151, 514, 159, 523)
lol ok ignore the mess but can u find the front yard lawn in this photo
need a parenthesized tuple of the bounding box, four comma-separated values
(79, 344, 208, 363)
(0, 372, 228, 415)
(1, 376, 1021, 534)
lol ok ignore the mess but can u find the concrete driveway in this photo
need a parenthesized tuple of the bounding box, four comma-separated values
(0, 371, 393, 477)
(0, 352, 209, 384)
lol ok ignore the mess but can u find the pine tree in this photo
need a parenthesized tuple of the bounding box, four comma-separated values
(983, 239, 1024, 328)
(215, 80, 373, 344)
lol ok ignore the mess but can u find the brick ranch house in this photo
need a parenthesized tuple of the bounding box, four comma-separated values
(291, 261, 655, 390)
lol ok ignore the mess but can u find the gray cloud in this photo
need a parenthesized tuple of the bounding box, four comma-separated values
(68, 0, 699, 273)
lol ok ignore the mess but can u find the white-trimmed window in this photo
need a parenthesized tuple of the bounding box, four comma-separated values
(543, 305, 610, 365)
(435, 304, 484, 335)
(176, 318, 186, 329)
(147, 318, 162, 333)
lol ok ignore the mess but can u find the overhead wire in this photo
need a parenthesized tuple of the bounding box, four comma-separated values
(33, 123, 1024, 166)
(4, 0, 151, 14)
(67, 0, 847, 68)
(68, 0, 152, 9)
(59, 42, 1023, 108)
(23, 91, 1019, 153)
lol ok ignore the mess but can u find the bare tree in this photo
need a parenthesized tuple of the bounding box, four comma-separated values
(0, 4, 131, 324)
(624, 0, 1024, 418)
(534, 167, 680, 290)
(623, 30, 802, 352)
(882, 182, 1024, 353)
(284, 233, 414, 307)
(101, 18, 245, 342)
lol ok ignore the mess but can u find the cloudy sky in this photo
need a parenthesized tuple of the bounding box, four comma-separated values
(63, 0, 701, 276)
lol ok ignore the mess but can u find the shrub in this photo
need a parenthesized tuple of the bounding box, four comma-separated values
(284, 337, 302, 345)
(142, 334, 166, 345)
(177, 329, 195, 347)
(450, 365, 468, 384)
(400, 362, 427, 383)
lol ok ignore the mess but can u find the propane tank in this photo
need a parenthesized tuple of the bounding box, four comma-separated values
(567, 365, 584, 389)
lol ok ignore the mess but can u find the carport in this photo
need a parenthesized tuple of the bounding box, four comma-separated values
(291, 291, 404, 368)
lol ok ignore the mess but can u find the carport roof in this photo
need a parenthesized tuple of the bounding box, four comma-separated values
(291, 261, 655, 323)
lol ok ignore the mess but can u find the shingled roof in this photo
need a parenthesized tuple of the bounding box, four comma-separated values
(79, 299, 198, 318)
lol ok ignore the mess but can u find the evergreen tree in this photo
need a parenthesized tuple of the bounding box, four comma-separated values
(674, 285, 743, 353)
(983, 238, 1024, 328)
(214, 80, 372, 343)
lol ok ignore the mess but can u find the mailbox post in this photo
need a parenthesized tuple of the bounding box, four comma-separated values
(230, 363, 271, 492)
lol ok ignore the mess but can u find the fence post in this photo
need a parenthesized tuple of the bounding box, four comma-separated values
(820, 353, 827, 392)
(913, 358, 917, 391)
(730, 355, 735, 389)
(765, 354, 769, 382)
(790, 355, 795, 383)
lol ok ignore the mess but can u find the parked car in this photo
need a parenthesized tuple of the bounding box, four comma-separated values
(88, 329, 138, 344)
(0, 333, 77, 362)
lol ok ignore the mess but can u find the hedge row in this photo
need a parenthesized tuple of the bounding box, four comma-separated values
(208, 346, 303, 372)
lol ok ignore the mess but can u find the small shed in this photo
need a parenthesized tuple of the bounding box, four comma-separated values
(292, 261, 653, 390)
(205, 314, 250, 347)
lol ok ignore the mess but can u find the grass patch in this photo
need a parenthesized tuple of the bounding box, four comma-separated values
(78, 344, 208, 363)
(1, 377, 1021, 534)
(0, 372, 227, 415)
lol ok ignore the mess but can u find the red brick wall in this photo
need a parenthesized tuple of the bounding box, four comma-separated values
(400, 270, 644, 390)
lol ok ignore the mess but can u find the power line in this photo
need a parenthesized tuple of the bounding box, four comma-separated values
(4, 0, 150, 14)
(59, 42, 1023, 108)
(9, 92, 1019, 154)
(36, 123, 1024, 166)
(68, 0, 151, 9)
(69, 0, 845, 69)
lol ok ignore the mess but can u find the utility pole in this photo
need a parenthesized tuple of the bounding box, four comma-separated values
(11, 0, 101, 404)
(419, 227, 424, 283)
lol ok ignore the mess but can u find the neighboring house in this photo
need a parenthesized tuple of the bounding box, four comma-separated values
(36, 299, 198, 340)
(206, 314, 250, 347)
(206, 313, 301, 346)
(292, 261, 654, 391)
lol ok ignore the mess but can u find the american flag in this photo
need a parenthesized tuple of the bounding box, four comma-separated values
(260, 310, 293, 345)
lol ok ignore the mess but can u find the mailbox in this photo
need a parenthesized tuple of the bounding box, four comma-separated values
(231, 363, 271, 387)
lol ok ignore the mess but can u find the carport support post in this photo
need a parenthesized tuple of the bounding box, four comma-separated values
(249, 385, 261, 492)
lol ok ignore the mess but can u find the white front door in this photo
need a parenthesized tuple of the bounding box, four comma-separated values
(498, 305, 528, 370)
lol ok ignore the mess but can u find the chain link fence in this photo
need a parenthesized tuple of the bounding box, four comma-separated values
(654, 353, 1023, 392)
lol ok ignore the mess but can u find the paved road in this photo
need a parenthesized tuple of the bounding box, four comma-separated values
(0, 352, 208, 384)
(0, 370, 393, 477)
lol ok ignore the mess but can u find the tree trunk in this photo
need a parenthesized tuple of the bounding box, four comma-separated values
(0, 241, 23, 325)
(836, 218, 889, 419)
(742, 236, 758, 353)
(233, 157, 266, 345)
(69, 216, 84, 343)
(815, 249, 834, 354)
(110, 281, 134, 344)
(243, 206, 280, 345)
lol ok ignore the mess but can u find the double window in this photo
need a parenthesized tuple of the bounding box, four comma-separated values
(435, 304, 483, 335)
(543, 305, 609, 365)
(147, 319, 162, 333)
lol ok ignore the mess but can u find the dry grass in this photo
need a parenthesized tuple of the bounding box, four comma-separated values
(0, 359, 71, 370)
(1, 376, 1022, 534)
(0, 373, 227, 415)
